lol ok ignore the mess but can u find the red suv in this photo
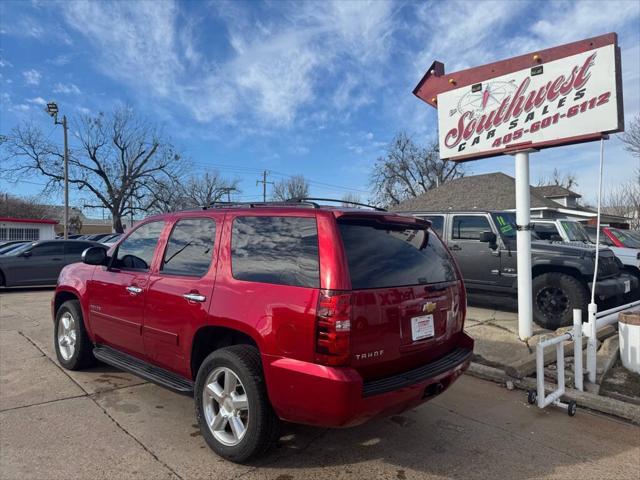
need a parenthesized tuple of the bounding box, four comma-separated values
(53, 200, 473, 462)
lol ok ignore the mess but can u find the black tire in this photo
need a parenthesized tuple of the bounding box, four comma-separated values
(195, 345, 280, 463)
(0, 270, 4, 287)
(532, 272, 589, 330)
(527, 390, 537, 405)
(54, 299, 96, 370)
(568, 400, 577, 417)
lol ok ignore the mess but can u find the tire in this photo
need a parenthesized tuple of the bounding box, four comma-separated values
(0, 270, 4, 287)
(532, 273, 589, 330)
(195, 345, 280, 463)
(54, 299, 96, 370)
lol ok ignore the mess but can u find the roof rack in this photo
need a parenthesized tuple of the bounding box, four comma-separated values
(287, 197, 387, 212)
(202, 200, 318, 210)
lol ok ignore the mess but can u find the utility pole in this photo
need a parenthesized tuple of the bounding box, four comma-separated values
(45, 102, 69, 240)
(256, 170, 273, 202)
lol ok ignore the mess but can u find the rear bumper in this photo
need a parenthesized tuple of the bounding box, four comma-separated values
(590, 272, 639, 299)
(263, 333, 473, 428)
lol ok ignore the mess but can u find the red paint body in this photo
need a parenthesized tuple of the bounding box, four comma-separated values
(54, 206, 472, 427)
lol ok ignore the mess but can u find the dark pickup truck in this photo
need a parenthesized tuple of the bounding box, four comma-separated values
(408, 211, 637, 329)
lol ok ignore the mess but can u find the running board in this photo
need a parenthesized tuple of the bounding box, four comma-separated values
(93, 345, 194, 395)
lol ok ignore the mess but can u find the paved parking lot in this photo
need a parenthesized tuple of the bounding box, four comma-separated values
(1, 288, 639, 480)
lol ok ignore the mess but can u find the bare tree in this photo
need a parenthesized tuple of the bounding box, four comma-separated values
(370, 132, 463, 207)
(183, 172, 240, 206)
(145, 172, 240, 213)
(621, 115, 640, 158)
(536, 168, 578, 190)
(603, 167, 640, 229)
(341, 192, 362, 207)
(0, 192, 51, 219)
(2, 107, 184, 233)
(272, 175, 309, 201)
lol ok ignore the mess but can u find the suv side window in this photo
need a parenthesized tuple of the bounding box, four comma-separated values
(452, 215, 491, 240)
(231, 216, 320, 288)
(161, 218, 216, 277)
(30, 242, 64, 256)
(419, 215, 444, 235)
(533, 223, 561, 240)
(113, 221, 164, 271)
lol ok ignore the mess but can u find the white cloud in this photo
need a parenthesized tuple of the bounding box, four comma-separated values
(27, 97, 47, 106)
(53, 83, 81, 95)
(59, 0, 397, 127)
(0, 57, 12, 68)
(22, 69, 41, 85)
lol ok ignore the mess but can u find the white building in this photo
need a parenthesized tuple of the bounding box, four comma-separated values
(0, 217, 58, 242)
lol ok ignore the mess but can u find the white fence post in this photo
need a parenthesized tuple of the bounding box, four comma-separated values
(587, 303, 598, 384)
(573, 309, 583, 391)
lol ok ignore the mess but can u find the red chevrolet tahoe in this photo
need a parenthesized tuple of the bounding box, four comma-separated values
(52, 200, 473, 462)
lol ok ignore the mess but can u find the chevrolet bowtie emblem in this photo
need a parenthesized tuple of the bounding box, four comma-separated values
(423, 302, 436, 314)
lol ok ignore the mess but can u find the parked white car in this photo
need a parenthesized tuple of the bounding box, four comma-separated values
(532, 219, 640, 279)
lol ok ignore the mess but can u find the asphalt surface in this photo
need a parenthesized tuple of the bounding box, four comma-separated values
(1, 288, 639, 480)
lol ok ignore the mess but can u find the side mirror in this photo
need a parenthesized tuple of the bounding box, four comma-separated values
(21, 250, 32, 258)
(479, 231, 497, 244)
(550, 234, 563, 242)
(82, 246, 108, 266)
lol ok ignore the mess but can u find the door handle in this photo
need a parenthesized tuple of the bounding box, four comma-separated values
(126, 285, 143, 295)
(183, 293, 206, 303)
(450, 244, 462, 251)
(52, 257, 62, 261)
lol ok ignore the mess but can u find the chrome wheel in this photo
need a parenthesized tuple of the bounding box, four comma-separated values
(202, 367, 249, 446)
(57, 311, 77, 361)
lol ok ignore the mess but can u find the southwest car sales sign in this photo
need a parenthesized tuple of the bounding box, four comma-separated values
(413, 33, 623, 161)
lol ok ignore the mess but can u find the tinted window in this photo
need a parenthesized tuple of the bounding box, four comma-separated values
(114, 221, 164, 271)
(162, 218, 216, 277)
(585, 227, 614, 246)
(30, 242, 64, 256)
(533, 223, 561, 241)
(338, 220, 456, 289)
(65, 241, 95, 255)
(232, 216, 319, 288)
(420, 215, 444, 235)
(452, 215, 492, 240)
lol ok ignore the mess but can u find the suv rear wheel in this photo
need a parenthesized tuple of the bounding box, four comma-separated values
(195, 345, 279, 463)
(532, 273, 588, 330)
(54, 299, 96, 370)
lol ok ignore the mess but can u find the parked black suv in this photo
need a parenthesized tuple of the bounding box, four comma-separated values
(408, 211, 637, 329)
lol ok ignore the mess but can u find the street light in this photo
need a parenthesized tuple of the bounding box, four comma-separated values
(44, 101, 69, 240)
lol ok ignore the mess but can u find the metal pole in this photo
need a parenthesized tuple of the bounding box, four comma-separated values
(514, 150, 533, 340)
(62, 115, 69, 240)
(573, 309, 583, 391)
(262, 170, 267, 202)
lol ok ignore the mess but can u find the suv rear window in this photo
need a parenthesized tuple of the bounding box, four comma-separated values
(231, 216, 319, 288)
(338, 219, 456, 290)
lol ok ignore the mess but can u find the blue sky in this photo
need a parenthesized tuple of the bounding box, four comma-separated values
(1, 0, 639, 213)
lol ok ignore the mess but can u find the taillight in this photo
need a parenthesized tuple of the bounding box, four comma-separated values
(315, 290, 352, 366)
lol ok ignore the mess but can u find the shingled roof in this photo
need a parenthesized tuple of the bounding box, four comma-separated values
(533, 185, 582, 199)
(394, 172, 560, 212)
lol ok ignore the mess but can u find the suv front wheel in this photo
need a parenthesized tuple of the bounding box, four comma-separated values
(54, 299, 96, 370)
(532, 272, 588, 330)
(195, 345, 280, 463)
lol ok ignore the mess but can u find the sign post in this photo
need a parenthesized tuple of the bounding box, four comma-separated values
(413, 33, 624, 340)
(514, 149, 533, 339)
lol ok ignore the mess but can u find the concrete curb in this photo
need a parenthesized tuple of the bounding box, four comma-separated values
(467, 362, 640, 425)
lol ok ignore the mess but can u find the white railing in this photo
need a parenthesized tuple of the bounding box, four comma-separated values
(530, 299, 640, 416)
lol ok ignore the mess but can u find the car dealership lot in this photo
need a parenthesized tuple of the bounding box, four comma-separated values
(1, 289, 639, 480)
